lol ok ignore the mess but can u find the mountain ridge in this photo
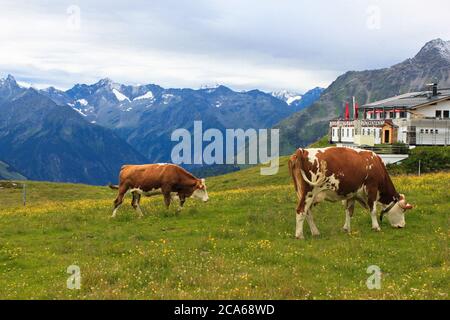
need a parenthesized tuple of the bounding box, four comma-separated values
(37, 78, 322, 162)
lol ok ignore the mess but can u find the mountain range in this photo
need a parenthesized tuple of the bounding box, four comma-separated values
(1, 75, 322, 183)
(277, 38, 450, 153)
(39, 79, 323, 164)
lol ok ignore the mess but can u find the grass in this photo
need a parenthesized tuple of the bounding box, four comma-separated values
(0, 159, 448, 300)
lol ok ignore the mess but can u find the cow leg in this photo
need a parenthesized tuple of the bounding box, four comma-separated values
(295, 194, 312, 240)
(177, 194, 186, 212)
(368, 198, 381, 231)
(131, 192, 144, 218)
(306, 210, 320, 236)
(161, 185, 174, 209)
(295, 212, 306, 239)
(343, 200, 355, 233)
(112, 186, 127, 218)
(169, 193, 182, 212)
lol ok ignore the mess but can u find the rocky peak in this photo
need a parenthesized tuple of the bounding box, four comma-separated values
(414, 38, 450, 63)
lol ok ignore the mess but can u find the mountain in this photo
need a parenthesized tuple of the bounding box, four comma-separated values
(271, 87, 324, 111)
(0, 74, 26, 103)
(41, 80, 322, 163)
(277, 38, 450, 153)
(272, 90, 302, 105)
(0, 78, 148, 185)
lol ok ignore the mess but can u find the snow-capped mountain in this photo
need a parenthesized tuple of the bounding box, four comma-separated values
(414, 38, 450, 63)
(0, 74, 26, 102)
(271, 87, 325, 111)
(271, 90, 302, 105)
(40, 78, 164, 122)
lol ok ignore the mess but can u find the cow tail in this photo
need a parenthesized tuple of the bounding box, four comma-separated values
(289, 149, 307, 192)
(288, 156, 298, 192)
(108, 183, 119, 190)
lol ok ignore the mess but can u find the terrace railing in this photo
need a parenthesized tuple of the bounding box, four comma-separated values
(358, 145, 410, 154)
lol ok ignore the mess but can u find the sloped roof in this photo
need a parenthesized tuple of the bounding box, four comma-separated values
(363, 88, 450, 109)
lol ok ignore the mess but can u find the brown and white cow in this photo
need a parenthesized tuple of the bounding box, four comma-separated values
(109, 163, 209, 218)
(288, 147, 413, 239)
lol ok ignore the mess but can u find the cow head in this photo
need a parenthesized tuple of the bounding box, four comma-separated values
(191, 178, 209, 202)
(381, 194, 413, 228)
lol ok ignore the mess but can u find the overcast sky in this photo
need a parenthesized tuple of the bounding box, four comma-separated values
(1, 0, 449, 92)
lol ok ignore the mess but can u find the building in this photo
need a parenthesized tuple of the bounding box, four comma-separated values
(329, 84, 450, 146)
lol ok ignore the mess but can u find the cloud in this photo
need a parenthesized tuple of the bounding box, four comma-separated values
(0, 0, 449, 92)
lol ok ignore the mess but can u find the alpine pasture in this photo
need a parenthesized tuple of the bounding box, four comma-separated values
(0, 158, 448, 299)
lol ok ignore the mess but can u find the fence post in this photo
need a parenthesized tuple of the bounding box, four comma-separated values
(418, 160, 421, 176)
(23, 184, 26, 206)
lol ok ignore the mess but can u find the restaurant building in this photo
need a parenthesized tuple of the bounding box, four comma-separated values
(329, 84, 450, 146)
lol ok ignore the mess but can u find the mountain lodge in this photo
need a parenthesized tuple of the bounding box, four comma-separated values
(329, 83, 450, 146)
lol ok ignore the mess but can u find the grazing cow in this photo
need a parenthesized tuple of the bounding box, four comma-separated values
(288, 147, 413, 239)
(109, 163, 209, 218)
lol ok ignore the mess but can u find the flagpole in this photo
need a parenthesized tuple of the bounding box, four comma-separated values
(352, 96, 356, 119)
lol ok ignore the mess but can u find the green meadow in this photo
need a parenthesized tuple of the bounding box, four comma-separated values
(0, 158, 448, 299)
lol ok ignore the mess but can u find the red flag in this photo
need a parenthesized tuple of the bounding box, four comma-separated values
(354, 102, 359, 119)
(345, 102, 350, 120)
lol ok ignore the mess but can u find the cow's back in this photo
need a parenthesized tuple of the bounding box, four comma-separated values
(307, 147, 386, 195)
(119, 164, 175, 189)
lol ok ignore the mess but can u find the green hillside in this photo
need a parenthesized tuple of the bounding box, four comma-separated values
(0, 161, 448, 299)
(0, 161, 26, 181)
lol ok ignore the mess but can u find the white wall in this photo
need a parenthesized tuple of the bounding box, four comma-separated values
(413, 99, 450, 118)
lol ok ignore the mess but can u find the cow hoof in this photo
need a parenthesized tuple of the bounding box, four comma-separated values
(372, 226, 381, 232)
(295, 235, 304, 240)
(312, 232, 321, 237)
(343, 227, 350, 233)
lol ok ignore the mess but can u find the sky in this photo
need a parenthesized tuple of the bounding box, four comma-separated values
(1, 0, 449, 93)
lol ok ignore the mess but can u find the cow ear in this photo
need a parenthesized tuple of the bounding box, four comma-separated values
(399, 194, 405, 200)
(404, 203, 413, 210)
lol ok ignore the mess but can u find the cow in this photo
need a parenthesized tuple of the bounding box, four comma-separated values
(109, 163, 209, 218)
(288, 147, 413, 239)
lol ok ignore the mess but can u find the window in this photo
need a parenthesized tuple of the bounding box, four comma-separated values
(400, 111, 407, 118)
(368, 129, 371, 135)
(430, 129, 434, 134)
(389, 111, 395, 119)
(420, 129, 424, 134)
(425, 129, 429, 134)
(347, 128, 349, 137)
(444, 110, 449, 119)
(352, 129, 354, 136)
(436, 110, 442, 118)
(436, 129, 439, 134)
(362, 129, 365, 135)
